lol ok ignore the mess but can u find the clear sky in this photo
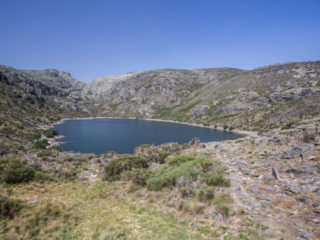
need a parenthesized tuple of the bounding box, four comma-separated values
(1, 0, 319, 82)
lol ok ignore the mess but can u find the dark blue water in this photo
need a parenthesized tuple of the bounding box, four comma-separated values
(53, 118, 243, 154)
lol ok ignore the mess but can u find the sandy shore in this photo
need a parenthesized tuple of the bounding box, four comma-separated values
(48, 116, 258, 137)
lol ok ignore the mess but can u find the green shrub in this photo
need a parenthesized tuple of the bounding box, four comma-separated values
(37, 150, 52, 158)
(303, 132, 316, 142)
(198, 158, 213, 170)
(152, 150, 170, 164)
(196, 186, 215, 202)
(34, 139, 48, 149)
(0, 196, 22, 219)
(4, 166, 35, 184)
(167, 154, 194, 166)
(0, 160, 35, 184)
(203, 174, 230, 187)
(133, 144, 150, 154)
(31, 132, 41, 140)
(34, 171, 55, 182)
(223, 125, 228, 130)
(122, 169, 150, 186)
(65, 156, 74, 162)
(146, 155, 230, 191)
(216, 205, 230, 217)
(180, 187, 189, 198)
(281, 121, 294, 130)
(213, 193, 233, 217)
(146, 161, 199, 191)
(134, 143, 181, 164)
(51, 146, 63, 151)
(43, 129, 59, 138)
(104, 155, 149, 181)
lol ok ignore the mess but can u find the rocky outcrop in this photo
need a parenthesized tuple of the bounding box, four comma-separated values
(191, 105, 209, 119)
(196, 116, 320, 239)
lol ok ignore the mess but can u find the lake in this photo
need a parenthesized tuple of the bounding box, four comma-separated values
(53, 118, 243, 154)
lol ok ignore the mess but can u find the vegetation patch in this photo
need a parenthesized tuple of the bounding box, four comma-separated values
(0, 159, 35, 184)
(213, 193, 233, 217)
(204, 174, 230, 187)
(122, 168, 151, 186)
(34, 139, 48, 149)
(146, 154, 230, 191)
(0, 196, 22, 219)
(104, 154, 149, 181)
(2, 201, 78, 239)
(34, 171, 56, 182)
(43, 129, 59, 138)
(196, 186, 215, 202)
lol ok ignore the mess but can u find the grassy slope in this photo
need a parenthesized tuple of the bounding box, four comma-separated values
(2, 181, 229, 240)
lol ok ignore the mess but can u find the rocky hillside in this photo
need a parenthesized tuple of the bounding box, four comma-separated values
(0, 65, 99, 127)
(92, 61, 320, 131)
(1, 61, 320, 131)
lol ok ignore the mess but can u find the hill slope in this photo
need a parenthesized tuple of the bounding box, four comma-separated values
(91, 61, 320, 130)
(1, 61, 320, 131)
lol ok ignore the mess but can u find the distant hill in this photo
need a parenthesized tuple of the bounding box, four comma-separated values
(1, 61, 320, 130)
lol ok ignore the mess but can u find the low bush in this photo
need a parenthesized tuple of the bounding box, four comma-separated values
(104, 155, 149, 181)
(281, 121, 294, 130)
(134, 143, 182, 164)
(303, 132, 315, 142)
(0, 196, 22, 219)
(203, 174, 230, 187)
(122, 168, 150, 186)
(196, 186, 215, 202)
(65, 156, 74, 162)
(146, 155, 230, 191)
(213, 193, 233, 217)
(34, 139, 48, 149)
(147, 159, 199, 191)
(37, 150, 52, 158)
(198, 158, 213, 170)
(167, 154, 194, 166)
(31, 132, 41, 140)
(34, 171, 56, 182)
(51, 146, 63, 151)
(43, 129, 59, 138)
(0, 159, 35, 184)
(133, 144, 150, 154)
(150, 150, 170, 164)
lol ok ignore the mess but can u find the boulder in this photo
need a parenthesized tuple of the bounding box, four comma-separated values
(191, 105, 209, 119)
(272, 167, 279, 179)
(283, 147, 302, 159)
(285, 184, 301, 194)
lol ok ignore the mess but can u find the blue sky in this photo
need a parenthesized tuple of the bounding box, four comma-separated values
(1, 0, 319, 82)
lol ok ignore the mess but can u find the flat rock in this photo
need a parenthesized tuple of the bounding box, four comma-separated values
(285, 184, 301, 194)
(283, 147, 302, 159)
(28, 199, 39, 204)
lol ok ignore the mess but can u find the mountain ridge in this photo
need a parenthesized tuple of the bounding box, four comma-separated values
(1, 61, 320, 131)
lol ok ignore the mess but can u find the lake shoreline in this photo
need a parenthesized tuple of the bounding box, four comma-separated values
(41, 116, 257, 154)
(46, 116, 258, 137)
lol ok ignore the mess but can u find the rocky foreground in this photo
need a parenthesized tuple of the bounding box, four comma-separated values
(194, 116, 320, 239)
